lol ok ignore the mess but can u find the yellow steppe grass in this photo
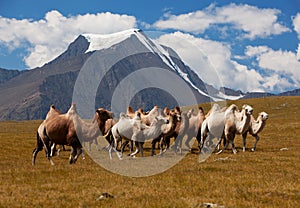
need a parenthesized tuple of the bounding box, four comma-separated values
(0, 96, 299, 207)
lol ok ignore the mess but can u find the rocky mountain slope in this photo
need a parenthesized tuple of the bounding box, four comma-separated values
(0, 29, 298, 120)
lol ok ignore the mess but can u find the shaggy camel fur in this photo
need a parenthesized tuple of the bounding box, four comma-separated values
(217, 104, 253, 154)
(35, 105, 61, 165)
(126, 106, 160, 125)
(33, 104, 114, 165)
(172, 109, 192, 154)
(110, 112, 168, 159)
(184, 107, 206, 151)
(151, 107, 181, 156)
(122, 106, 160, 152)
(50, 108, 114, 157)
(32, 104, 80, 165)
(242, 112, 268, 152)
(200, 104, 226, 153)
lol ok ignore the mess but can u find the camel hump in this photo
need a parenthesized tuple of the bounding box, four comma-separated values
(127, 106, 134, 114)
(227, 104, 238, 112)
(67, 103, 77, 115)
(163, 107, 170, 116)
(174, 106, 181, 113)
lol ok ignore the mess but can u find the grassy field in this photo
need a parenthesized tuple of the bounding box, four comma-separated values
(0, 96, 299, 207)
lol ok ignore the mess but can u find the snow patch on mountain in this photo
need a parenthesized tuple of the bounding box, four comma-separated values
(82, 29, 245, 101)
(83, 29, 139, 52)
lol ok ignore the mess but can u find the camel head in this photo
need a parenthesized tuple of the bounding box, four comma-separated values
(242, 104, 253, 115)
(152, 115, 169, 126)
(96, 108, 114, 121)
(259, 112, 269, 121)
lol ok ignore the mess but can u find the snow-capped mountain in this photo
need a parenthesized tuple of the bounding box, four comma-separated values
(81, 29, 244, 101)
(0, 29, 247, 120)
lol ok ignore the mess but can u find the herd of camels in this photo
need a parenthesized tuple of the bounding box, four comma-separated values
(32, 102, 268, 165)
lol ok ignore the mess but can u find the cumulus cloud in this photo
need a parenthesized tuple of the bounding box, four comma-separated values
(293, 13, 300, 39)
(153, 3, 290, 39)
(156, 32, 264, 92)
(245, 45, 300, 91)
(0, 10, 137, 68)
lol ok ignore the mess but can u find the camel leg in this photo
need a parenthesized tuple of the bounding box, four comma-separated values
(81, 148, 85, 159)
(159, 137, 168, 155)
(242, 132, 248, 152)
(217, 137, 229, 155)
(43, 140, 54, 165)
(185, 135, 192, 151)
(230, 140, 237, 154)
(140, 142, 144, 157)
(69, 147, 77, 164)
(120, 140, 129, 155)
(73, 147, 83, 163)
(151, 138, 159, 156)
(174, 134, 183, 154)
(50, 143, 56, 157)
(94, 138, 101, 151)
(251, 135, 260, 152)
(57, 146, 61, 158)
(32, 132, 44, 165)
(88, 141, 92, 152)
(130, 141, 140, 157)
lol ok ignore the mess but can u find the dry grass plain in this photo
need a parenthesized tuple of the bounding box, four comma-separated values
(0, 96, 299, 208)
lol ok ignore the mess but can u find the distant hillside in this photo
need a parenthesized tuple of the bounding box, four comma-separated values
(278, 88, 300, 96)
(0, 68, 22, 85)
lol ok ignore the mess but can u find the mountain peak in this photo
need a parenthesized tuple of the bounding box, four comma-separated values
(82, 28, 142, 53)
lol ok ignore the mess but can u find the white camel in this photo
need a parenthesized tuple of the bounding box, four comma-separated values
(242, 112, 268, 152)
(126, 105, 160, 125)
(200, 104, 226, 154)
(110, 112, 168, 159)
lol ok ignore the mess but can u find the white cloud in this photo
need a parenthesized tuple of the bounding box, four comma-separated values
(153, 3, 290, 39)
(292, 13, 300, 39)
(0, 10, 137, 68)
(156, 32, 264, 92)
(245, 45, 300, 91)
(297, 44, 300, 60)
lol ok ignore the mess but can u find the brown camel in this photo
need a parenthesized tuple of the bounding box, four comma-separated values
(32, 104, 114, 165)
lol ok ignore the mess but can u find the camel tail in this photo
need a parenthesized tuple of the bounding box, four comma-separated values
(32, 131, 44, 165)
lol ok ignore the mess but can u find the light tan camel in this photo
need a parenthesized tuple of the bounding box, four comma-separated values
(110, 111, 168, 159)
(126, 105, 160, 125)
(242, 112, 268, 152)
(184, 106, 206, 151)
(172, 108, 192, 154)
(151, 107, 181, 156)
(217, 104, 253, 154)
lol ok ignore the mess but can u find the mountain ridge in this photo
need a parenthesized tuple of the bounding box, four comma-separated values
(0, 29, 299, 120)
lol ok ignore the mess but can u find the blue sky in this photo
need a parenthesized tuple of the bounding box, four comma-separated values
(0, 0, 300, 93)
